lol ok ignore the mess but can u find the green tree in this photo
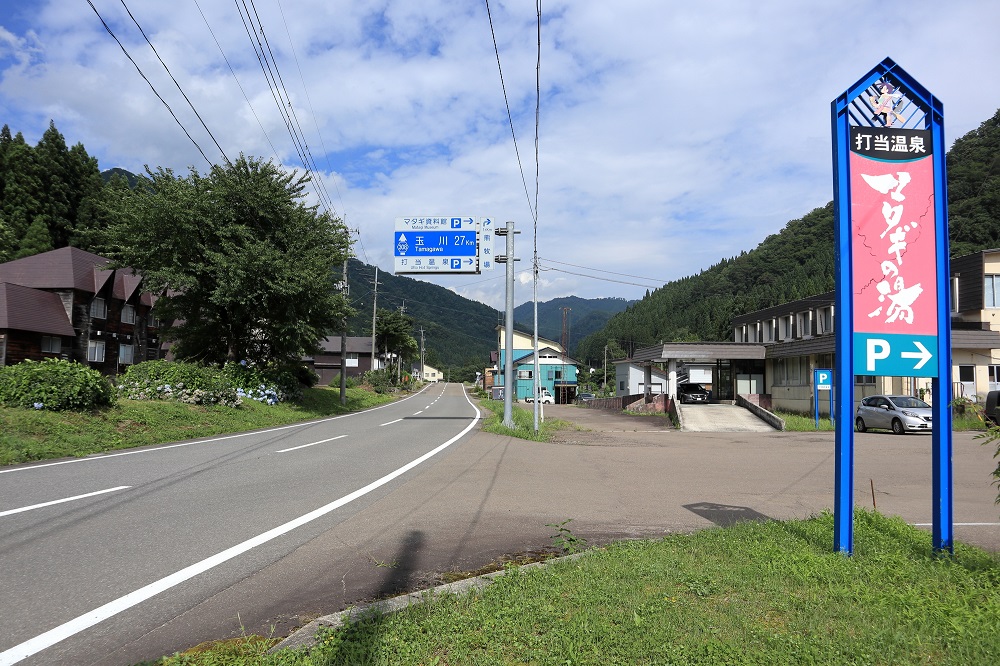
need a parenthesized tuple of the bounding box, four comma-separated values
(15, 215, 53, 259)
(375, 308, 418, 379)
(97, 154, 353, 366)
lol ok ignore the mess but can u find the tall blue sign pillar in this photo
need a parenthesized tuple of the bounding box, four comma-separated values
(831, 58, 952, 554)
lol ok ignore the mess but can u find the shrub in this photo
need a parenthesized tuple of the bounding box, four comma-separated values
(117, 360, 241, 407)
(362, 368, 395, 394)
(0, 358, 116, 411)
(221, 361, 303, 404)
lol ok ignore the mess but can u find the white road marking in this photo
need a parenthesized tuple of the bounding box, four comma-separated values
(0, 392, 481, 665)
(0, 386, 430, 476)
(0, 487, 132, 518)
(275, 435, 347, 453)
(413, 411, 423, 415)
(912, 522, 1000, 527)
(380, 419, 403, 426)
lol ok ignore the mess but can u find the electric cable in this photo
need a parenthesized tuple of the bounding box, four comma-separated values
(192, 0, 281, 163)
(119, 0, 230, 165)
(484, 0, 536, 224)
(87, 0, 213, 166)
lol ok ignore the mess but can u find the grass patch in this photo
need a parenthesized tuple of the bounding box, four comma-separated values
(478, 398, 569, 441)
(778, 409, 989, 433)
(777, 411, 835, 431)
(0, 386, 395, 465)
(146, 510, 1000, 665)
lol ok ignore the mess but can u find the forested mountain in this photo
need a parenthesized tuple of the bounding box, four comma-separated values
(576, 107, 1000, 367)
(513, 296, 633, 354)
(343, 259, 498, 371)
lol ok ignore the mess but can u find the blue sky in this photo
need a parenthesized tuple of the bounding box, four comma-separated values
(1, 0, 998, 309)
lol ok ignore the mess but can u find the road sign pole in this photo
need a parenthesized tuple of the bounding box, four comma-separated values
(931, 102, 954, 554)
(499, 221, 517, 429)
(832, 90, 855, 555)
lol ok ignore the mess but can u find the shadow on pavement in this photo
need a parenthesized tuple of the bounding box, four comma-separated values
(318, 529, 425, 662)
(683, 502, 772, 527)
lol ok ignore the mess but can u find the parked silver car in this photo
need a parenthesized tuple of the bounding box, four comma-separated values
(855, 395, 933, 434)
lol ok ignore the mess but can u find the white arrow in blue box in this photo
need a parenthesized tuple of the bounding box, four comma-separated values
(853, 332, 937, 377)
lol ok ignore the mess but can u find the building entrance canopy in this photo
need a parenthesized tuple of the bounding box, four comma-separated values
(632, 342, 766, 401)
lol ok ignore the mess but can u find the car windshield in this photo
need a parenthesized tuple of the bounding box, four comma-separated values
(891, 396, 930, 409)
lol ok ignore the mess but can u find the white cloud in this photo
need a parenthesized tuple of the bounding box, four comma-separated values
(1, 0, 998, 311)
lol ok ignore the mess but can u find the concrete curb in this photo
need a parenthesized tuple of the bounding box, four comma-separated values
(270, 551, 588, 653)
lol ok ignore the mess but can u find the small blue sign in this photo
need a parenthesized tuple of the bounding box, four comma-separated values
(814, 369, 833, 391)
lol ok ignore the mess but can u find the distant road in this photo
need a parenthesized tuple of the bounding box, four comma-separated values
(0, 383, 479, 665)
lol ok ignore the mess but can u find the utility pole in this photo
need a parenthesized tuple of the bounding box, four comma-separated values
(604, 344, 608, 394)
(340, 259, 348, 405)
(419, 328, 426, 383)
(496, 221, 520, 429)
(560, 307, 571, 352)
(370, 267, 379, 371)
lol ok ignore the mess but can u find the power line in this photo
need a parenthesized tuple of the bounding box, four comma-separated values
(234, 0, 333, 212)
(119, 0, 230, 165)
(87, 0, 213, 166)
(275, 0, 349, 221)
(192, 0, 282, 163)
(484, 0, 536, 224)
(539, 265, 660, 290)
(539, 257, 669, 283)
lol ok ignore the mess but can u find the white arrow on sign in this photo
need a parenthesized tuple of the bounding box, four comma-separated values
(900, 341, 933, 370)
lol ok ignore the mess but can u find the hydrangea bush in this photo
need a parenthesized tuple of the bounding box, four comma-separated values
(0, 358, 117, 411)
(117, 360, 242, 407)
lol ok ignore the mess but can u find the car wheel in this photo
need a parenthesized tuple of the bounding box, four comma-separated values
(855, 417, 866, 433)
(891, 418, 905, 435)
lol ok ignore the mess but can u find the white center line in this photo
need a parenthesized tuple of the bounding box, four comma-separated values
(413, 411, 423, 415)
(276, 435, 347, 453)
(0, 486, 132, 518)
(912, 522, 1000, 527)
(380, 419, 403, 426)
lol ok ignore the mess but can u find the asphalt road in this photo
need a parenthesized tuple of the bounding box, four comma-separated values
(0, 383, 479, 666)
(2, 393, 997, 665)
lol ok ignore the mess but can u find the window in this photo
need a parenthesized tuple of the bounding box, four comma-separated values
(122, 304, 136, 324)
(619, 380, 625, 391)
(796, 311, 812, 338)
(345, 352, 359, 368)
(774, 357, 805, 385)
(763, 320, 775, 342)
(90, 297, 107, 319)
(88, 340, 106, 363)
(555, 369, 563, 380)
(779, 316, 792, 340)
(41, 336, 61, 353)
(517, 370, 532, 379)
(986, 275, 1000, 308)
(855, 375, 876, 385)
(119, 344, 135, 365)
(817, 307, 833, 334)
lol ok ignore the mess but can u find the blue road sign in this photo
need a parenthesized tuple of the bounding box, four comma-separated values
(394, 231, 478, 257)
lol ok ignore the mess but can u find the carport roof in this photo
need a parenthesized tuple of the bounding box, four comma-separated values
(632, 342, 766, 363)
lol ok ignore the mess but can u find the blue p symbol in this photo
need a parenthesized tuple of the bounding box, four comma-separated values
(451, 259, 461, 269)
(451, 218, 462, 228)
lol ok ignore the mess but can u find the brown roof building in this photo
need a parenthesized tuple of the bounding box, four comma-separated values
(0, 247, 163, 374)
